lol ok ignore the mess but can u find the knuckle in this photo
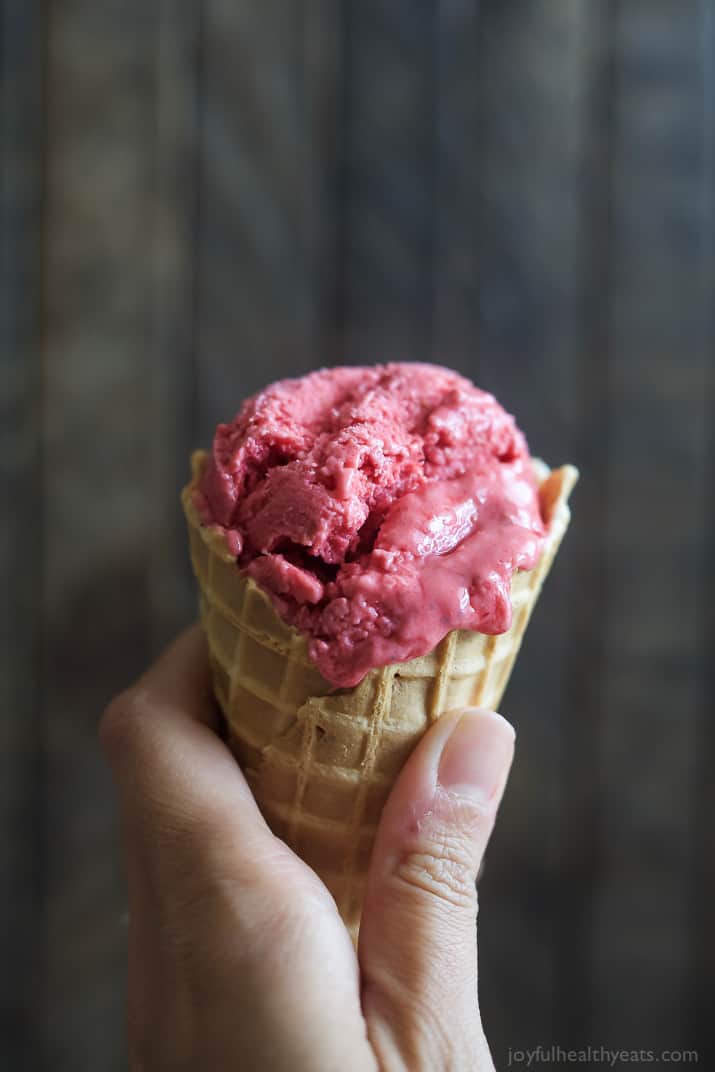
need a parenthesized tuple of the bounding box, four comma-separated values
(258, 892, 314, 951)
(98, 686, 151, 764)
(166, 869, 312, 967)
(395, 830, 478, 911)
(391, 791, 489, 912)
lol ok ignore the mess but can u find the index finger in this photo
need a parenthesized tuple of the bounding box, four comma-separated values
(99, 625, 280, 874)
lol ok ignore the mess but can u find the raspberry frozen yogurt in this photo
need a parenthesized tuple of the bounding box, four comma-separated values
(194, 363, 546, 688)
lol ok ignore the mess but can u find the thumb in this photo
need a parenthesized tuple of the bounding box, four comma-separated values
(359, 707, 515, 1071)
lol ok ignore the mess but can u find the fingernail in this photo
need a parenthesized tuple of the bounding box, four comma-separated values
(438, 709, 515, 803)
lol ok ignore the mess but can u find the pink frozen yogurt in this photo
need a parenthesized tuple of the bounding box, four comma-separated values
(195, 363, 546, 688)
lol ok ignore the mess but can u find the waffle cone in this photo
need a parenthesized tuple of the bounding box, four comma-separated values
(182, 451, 577, 935)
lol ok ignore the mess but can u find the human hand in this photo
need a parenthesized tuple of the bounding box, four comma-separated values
(101, 627, 515, 1071)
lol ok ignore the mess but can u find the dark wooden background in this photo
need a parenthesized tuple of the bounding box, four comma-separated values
(2, 2, 714, 1069)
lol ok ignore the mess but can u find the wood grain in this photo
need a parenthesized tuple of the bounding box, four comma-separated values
(196, 0, 337, 437)
(555, 1, 615, 1052)
(591, 0, 711, 1052)
(433, 0, 483, 374)
(148, 0, 204, 648)
(692, 4, 715, 1059)
(339, 0, 437, 364)
(452, 4, 607, 1060)
(42, 6, 160, 1069)
(299, 0, 343, 366)
(0, 4, 44, 1066)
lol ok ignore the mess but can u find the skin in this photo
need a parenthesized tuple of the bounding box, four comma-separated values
(100, 626, 516, 1071)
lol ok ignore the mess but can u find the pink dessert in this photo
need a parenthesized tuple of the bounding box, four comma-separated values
(195, 363, 546, 688)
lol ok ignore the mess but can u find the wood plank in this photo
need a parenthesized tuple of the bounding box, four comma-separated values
(148, 0, 205, 648)
(592, 0, 711, 1052)
(692, 3, 715, 1057)
(196, 0, 339, 435)
(338, 0, 437, 364)
(439, 4, 608, 1060)
(299, 0, 343, 367)
(41, 6, 160, 1069)
(553, 3, 615, 1052)
(0, 3, 44, 1065)
(432, 0, 482, 374)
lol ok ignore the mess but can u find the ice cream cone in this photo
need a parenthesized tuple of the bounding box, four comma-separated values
(182, 450, 577, 937)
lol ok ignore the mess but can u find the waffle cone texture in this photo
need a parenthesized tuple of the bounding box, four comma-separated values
(183, 451, 577, 934)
